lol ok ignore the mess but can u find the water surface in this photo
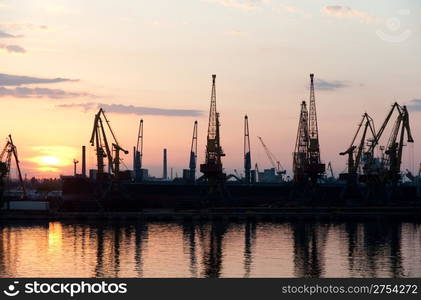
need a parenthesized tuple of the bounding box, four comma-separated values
(0, 218, 420, 277)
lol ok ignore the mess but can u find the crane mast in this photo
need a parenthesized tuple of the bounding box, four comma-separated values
(189, 120, 198, 181)
(244, 115, 251, 184)
(307, 73, 325, 182)
(293, 101, 309, 183)
(134, 119, 143, 171)
(200, 74, 226, 195)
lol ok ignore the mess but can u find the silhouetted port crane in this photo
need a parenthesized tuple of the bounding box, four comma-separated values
(90, 108, 128, 177)
(257, 136, 285, 176)
(307, 73, 325, 182)
(244, 115, 251, 184)
(293, 74, 325, 184)
(0, 135, 26, 198)
(188, 120, 198, 181)
(363, 102, 413, 184)
(200, 74, 226, 197)
(293, 101, 309, 183)
(339, 113, 376, 182)
(134, 119, 143, 172)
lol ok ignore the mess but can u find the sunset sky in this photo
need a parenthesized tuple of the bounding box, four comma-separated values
(0, 0, 420, 178)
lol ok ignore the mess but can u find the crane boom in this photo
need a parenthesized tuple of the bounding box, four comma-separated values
(90, 108, 128, 177)
(257, 136, 285, 174)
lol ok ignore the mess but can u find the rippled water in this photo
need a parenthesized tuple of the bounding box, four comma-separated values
(1, 218, 421, 277)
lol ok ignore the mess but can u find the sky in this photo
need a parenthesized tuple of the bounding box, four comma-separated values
(0, 0, 420, 179)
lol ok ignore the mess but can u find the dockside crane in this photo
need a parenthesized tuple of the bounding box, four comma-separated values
(90, 108, 128, 178)
(134, 119, 144, 172)
(244, 115, 251, 184)
(363, 102, 414, 184)
(188, 120, 198, 181)
(257, 136, 285, 177)
(200, 74, 226, 196)
(339, 112, 376, 182)
(0, 135, 26, 198)
(293, 101, 309, 183)
(307, 73, 325, 182)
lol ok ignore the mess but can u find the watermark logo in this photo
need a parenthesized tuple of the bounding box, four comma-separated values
(3, 281, 20, 297)
(376, 9, 411, 43)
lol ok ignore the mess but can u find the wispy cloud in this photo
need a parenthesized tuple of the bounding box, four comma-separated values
(322, 6, 380, 24)
(207, 0, 270, 11)
(273, 4, 311, 18)
(0, 43, 25, 53)
(406, 98, 421, 112)
(57, 103, 204, 117)
(224, 30, 246, 36)
(314, 79, 349, 91)
(0, 23, 48, 31)
(0, 30, 19, 38)
(0, 86, 93, 99)
(0, 73, 76, 86)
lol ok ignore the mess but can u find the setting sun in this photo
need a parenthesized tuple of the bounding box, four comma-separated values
(40, 156, 60, 166)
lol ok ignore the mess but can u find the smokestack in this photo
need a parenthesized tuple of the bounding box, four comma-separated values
(82, 146, 86, 177)
(163, 148, 167, 179)
(133, 146, 136, 170)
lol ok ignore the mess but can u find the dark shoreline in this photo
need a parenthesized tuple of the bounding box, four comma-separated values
(3, 206, 421, 221)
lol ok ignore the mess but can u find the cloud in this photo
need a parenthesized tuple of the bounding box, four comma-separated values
(57, 102, 204, 117)
(406, 99, 421, 112)
(0, 23, 48, 31)
(0, 86, 93, 99)
(322, 6, 380, 24)
(314, 79, 349, 91)
(0, 30, 18, 38)
(224, 30, 246, 36)
(0, 44, 26, 53)
(0, 73, 75, 86)
(207, 0, 269, 11)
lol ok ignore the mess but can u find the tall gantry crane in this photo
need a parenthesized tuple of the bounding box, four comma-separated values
(200, 74, 226, 194)
(363, 102, 413, 184)
(188, 120, 198, 181)
(90, 108, 128, 177)
(257, 136, 285, 176)
(293, 101, 309, 183)
(339, 112, 376, 182)
(0, 135, 26, 198)
(244, 115, 251, 184)
(307, 73, 325, 182)
(134, 119, 143, 172)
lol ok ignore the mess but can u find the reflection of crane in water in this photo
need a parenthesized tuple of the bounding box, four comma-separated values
(243, 221, 256, 277)
(197, 221, 228, 278)
(182, 222, 198, 277)
(292, 222, 329, 277)
(134, 223, 148, 277)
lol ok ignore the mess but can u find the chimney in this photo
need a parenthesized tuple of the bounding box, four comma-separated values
(163, 148, 167, 179)
(82, 145, 86, 177)
(133, 146, 136, 170)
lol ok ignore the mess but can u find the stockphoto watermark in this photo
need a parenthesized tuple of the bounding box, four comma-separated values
(376, 9, 412, 43)
(2, 280, 128, 297)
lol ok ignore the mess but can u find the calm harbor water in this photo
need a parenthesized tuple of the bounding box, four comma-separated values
(0, 218, 421, 277)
